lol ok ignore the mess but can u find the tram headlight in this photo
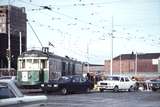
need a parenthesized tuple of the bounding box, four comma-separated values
(41, 84, 44, 87)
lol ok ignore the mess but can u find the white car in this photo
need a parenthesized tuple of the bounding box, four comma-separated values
(0, 76, 17, 82)
(97, 75, 136, 92)
(0, 79, 47, 107)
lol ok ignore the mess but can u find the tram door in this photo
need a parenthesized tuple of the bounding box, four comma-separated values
(62, 62, 66, 76)
(40, 60, 45, 83)
(72, 64, 75, 75)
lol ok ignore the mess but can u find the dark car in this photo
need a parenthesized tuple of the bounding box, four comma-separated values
(149, 79, 160, 91)
(41, 75, 94, 95)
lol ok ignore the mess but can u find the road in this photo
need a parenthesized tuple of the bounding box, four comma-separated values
(23, 91, 160, 107)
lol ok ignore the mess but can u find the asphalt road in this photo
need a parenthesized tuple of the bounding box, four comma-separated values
(23, 91, 160, 107)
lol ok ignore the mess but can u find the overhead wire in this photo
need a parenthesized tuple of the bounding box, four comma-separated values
(13, 0, 160, 61)
(27, 20, 43, 47)
(17, 0, 158, 41)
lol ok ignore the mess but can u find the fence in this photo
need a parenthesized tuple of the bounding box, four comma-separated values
(0, 68, 16, 76)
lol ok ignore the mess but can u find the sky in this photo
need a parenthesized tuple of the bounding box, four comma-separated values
(0, 0, 160, 64)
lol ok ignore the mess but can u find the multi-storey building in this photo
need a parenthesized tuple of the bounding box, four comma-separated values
(0, 5, 27, 70)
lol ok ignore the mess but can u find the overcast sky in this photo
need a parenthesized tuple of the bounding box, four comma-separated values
(1, 0, 160, 64)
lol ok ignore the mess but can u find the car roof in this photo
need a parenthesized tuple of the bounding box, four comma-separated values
(107, 75, 130, 78)
(64, 75, 83, 78)
(0, 76, 16, 79)
(0, 79, 12, 83)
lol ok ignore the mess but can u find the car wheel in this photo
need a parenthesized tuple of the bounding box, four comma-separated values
(41, 88, 48, 94)
(44, 90, 48, 94)
(86, 87, 91, 93)
(152, 88, 157, 92)
(100, 88, 104, 92)
(113, 86, 119, 92)
(61, 88, 68, 95)
(128, 86, 134, 92)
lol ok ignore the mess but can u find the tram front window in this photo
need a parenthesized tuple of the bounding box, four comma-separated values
(26, 59, 32, 69)
(33, 59, 39, 69)
(22, 60, 25, 68)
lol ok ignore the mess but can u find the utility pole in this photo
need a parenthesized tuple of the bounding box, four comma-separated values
(120, 54, 122, 75)
(135, 52, 138, 76)
(87, 43, 89, 73)
(19, 32, 22, 55)
(110, 16, 114, 76)
(7, 1, 11, 73)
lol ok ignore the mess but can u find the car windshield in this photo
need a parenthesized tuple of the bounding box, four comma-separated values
(58, 76, 71, 82)
(151, 79, 160, 82)
(0, 81, 24, 98)
(0, 83, 16, 99)
(106, 76, 120, 81)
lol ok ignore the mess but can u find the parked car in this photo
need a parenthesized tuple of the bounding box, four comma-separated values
(0, 79, 47, 107)
(41, 75, 94, 95)
(97, 75, 136, 92)
(148, 79, 160, 91)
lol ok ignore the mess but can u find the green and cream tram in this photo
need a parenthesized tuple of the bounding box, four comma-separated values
(17, 48, 84, 88)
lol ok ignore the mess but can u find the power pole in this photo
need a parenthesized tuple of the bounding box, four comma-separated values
(19, 32, 22, 55)
(120, 54, 122, 74)
(7, 1, 11, 73)
(87, 43, 89, 73)
(135, 52, 138, 76)
(110, 16, 114, 76)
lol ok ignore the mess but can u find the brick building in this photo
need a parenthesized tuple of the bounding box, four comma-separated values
(158, 57, 160, 73)
(84, 64, 105, 75)
(0, 5, 27, 70)
(105, 53, 160, 77)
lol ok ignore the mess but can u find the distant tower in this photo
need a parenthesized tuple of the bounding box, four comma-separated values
(0, 5, 27, 69)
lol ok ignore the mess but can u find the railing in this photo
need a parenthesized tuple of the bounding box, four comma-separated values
(0, 68, 16, 76)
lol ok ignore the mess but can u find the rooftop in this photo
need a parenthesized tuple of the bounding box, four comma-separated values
(113, 53, 160, 60)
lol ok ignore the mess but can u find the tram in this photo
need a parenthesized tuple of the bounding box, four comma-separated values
(17, 47, 84, 88)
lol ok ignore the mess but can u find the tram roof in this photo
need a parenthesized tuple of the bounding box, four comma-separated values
(19, 50, 82, 63)
(19, 50, 49, 57)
